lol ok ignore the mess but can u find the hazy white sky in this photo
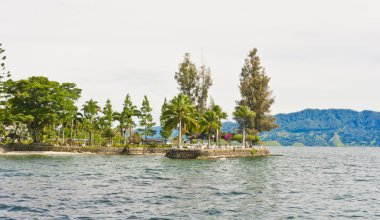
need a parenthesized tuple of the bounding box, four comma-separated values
(1, 0, 380, 122)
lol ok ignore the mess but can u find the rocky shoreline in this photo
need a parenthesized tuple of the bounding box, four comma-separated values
(0, 144, 270, 159)
(165, 148, 270, 159)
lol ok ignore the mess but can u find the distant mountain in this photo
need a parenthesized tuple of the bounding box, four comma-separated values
(260, 109, 380, 146)
(149, 109, 380, 146)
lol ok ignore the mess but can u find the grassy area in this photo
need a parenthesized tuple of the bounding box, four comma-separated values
(292, 142, 305, 147)
(262, 141, 282, 147)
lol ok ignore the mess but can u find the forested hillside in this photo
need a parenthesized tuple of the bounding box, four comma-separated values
(260, 109, 380, 146)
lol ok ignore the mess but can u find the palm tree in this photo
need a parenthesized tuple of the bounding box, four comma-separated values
(82, 99, 101, 145)
(113, 111, 126, 145)
(199, 110, 219, 148)
(71, 112, 84, 144)
(212, 105, 227, 146)
(161, 94, 199, 148)
(233, 105, 255, 148)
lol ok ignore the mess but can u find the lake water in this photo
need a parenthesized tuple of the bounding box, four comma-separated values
(1, 147, 380, 219)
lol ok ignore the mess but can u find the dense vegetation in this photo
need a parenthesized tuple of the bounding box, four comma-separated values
(0, 44, 276, 147)
(222, 109, 380, 147)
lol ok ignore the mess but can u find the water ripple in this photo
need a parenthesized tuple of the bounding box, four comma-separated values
(0, 147, 379, 219)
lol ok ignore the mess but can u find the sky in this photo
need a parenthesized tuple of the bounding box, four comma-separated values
(1, 0, 380, 122)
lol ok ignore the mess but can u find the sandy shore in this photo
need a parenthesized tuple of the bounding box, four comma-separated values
(0, 151, 94, 155)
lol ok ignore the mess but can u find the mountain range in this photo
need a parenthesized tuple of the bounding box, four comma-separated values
(151, 109, 380, 147)
(223, 109, 380, 146)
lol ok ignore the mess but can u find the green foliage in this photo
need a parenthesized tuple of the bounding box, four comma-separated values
(159, 98, 172, 139)
(292, 142, 305, 147)
(174, 53, 212, 113)
(196, 65, 212, 114)
(0, 43, 11, 106)
(82, 99, 101, 145)
(101, 99, 115, 144)
(211, 104, 227, 145)
(233, 105, 255, 147)
(329, 133, 345, 147)
(237, 48, 277, 133)
(122, 94, 139, 144)
(199, 109, 219, 147)
(232, 134, 260, 143)
(161, 94, 199, 147)
(249, 148, 257, 155)
(4, 76, 81, 143)
(262, 141, 282, 147)
(175, 53, 199, 103)
(138, 95, 156, 140)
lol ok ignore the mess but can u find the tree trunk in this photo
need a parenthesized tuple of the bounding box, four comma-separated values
(178, 118, 182, 148)
(208, 133, 211, 148)
(120, 127, 123, 145)
(31, 128, 40, 143)
(144, 123, 147, 144)
(124, 128, 127, 146)
(129, 125, 133, 144)
(216, 129, 219, 147)
(90, 131, 93, 146)
(70, 119, 73, 144)
(62, 124, 65, 145)
(242, 121, 246, 149)
(84, 130, 87, 146)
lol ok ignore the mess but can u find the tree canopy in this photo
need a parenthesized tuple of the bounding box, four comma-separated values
(139, 95, 156, 141)
(161, 94, 199, 147)
(4, 76, 81, 143)
(237, 48, 277, 133)
(174, 53, 212, 114)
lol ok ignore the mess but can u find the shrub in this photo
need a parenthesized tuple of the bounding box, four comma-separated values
(249, 148, 257, 155)
(232, 134, 260, 143)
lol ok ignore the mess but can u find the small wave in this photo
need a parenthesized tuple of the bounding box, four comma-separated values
(8, 205, 48, 213)
(204, 208, 222, 216)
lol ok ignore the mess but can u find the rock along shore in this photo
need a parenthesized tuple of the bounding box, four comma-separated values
(0, 144, 270, 159)
(165, 148, 270, 159)
(0, 144, 171, 155)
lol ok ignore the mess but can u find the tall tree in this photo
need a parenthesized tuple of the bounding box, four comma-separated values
(4, 77, 81, 143)
(233, 105, 255, 148)
(82, 99, 101, 145)
(0, 43, 11, 107)
(113, 111, 126, 145)
(72, 112, 84, 141)
(161, 94, 199, 148)
(122, 94, 140, 144)
(199, 110, 219, 148)
(174, 53, 213, 113)
(159, 98, 171, 141)
(175, 53, 199, 104)
(211, 104, 228, 146)
(139, 95, 156, 142)
(196, 65, 213, 114)
(237, 48, 277, 133)
(102, 99, 114, 146)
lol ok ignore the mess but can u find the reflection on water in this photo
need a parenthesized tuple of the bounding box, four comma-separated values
(1, 147, 380, 219)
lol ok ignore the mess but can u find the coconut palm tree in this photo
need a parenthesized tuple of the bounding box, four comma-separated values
(161, 94, 199, 148)
(82, 99, 101, 145)
(199, 110, 219, 148)
(233, 105, 255, 148)
(211, 105, 227, 146)
(71, 112, 84, 143)
(113, 111, 126, 145)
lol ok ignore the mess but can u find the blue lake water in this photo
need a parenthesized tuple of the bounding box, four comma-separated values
(1, 147, 380, 219)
